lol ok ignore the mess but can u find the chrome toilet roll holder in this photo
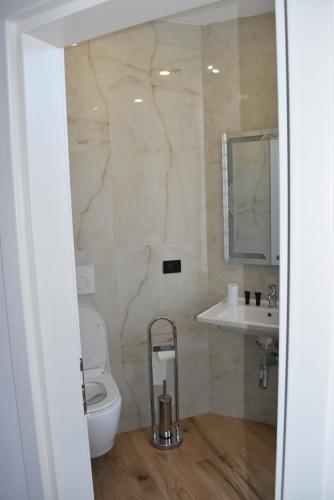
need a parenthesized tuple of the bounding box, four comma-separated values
(147, 316, 183, 450)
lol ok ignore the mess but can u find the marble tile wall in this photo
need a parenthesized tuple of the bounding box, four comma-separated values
(65, 21, 210, 431)
(202, 13, 279, 299)
(202, 13, 278, 424)
(65, 12, 279, 431)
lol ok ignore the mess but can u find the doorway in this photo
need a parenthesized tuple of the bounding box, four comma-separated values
(4, 0, 334, 498)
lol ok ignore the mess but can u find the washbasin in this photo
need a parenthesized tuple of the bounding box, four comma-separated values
(196, 301, 279, 336)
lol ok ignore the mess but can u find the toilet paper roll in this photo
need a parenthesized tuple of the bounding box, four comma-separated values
(157, 350, 175, 362)
(227, 283, 239, 305)
(152, 350, 175, 386)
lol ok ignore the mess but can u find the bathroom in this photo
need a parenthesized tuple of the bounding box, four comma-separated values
(66, 1, 279, 497)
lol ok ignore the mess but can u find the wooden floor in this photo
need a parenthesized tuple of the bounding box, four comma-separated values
(92, 413, 276, 500)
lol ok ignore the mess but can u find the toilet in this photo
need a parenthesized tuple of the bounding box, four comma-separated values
(79, 303, 122, 458)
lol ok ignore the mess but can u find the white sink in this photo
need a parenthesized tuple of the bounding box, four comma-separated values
(196, 301, 279, 336)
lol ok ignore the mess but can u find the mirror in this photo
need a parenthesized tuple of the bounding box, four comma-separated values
(222, 129, 279, 265)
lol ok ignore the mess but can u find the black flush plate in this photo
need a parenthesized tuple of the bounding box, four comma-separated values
(163, 260, 181, 274)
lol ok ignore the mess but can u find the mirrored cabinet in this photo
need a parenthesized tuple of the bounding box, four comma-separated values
(222, 129, 279, 266)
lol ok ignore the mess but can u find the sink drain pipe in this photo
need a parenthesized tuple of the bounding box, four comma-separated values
(256, 337, 279, 389)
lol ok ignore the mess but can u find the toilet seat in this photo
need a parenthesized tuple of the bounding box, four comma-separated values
(84, 370, 120, 414)
(78, 303, 122, 457)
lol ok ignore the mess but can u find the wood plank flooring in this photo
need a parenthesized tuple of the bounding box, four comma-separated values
(92, 413, 276, 500)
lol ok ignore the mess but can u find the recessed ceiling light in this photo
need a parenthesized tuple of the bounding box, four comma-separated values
(92, 106, 99, 111)
(212, 68, 220, 74)
(159, 70, 170, 76)
(134, 98, 143, 103)
(207, 65, 213, 70)
(71, 43, 78, 46)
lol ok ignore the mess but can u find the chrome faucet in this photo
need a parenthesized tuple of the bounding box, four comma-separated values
(268, 284, 277, 308)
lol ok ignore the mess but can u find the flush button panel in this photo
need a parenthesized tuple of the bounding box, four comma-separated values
(163, 260, 181, 274)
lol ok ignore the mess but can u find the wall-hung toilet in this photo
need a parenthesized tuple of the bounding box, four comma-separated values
(79, 303, 122, 458)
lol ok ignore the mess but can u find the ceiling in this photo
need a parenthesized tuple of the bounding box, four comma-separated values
(162, 0, 275, 25)
(24, 0, 221, 47)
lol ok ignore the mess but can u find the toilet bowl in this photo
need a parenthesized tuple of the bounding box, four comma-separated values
(79, 303, 122, 458)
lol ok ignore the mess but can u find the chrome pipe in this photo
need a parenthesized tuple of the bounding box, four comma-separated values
(171, 319, 180, 431)
(147, 317, 157, 440)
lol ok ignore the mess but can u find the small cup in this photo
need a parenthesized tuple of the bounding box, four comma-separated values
(255, 292, 262, 306)
(244, 290, 251, 305)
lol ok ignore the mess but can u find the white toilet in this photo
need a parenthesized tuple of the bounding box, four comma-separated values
(79, 303, 122, 458)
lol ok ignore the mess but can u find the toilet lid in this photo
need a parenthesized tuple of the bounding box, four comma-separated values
(79, 304, 109, 370)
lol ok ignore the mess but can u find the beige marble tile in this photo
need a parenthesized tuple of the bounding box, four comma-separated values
(66, 21, 209, 430)
(202, 13, 278, 425)
(66, 13, 278, 431)
(202, 13, 279, 302)
(209, 328, 278, 425)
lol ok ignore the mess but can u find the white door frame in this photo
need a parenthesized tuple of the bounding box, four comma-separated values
(3, 0, 334, 498)
(279, 1, 334, 498)
(5, 24, 95, 500)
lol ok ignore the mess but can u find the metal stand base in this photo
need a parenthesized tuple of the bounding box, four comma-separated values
(150, 428, 183, 450)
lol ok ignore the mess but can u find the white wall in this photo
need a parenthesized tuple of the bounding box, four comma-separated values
(282, 0, 334, 498)
(1, 0, 55, 18)
(0, 240, 29, 500)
